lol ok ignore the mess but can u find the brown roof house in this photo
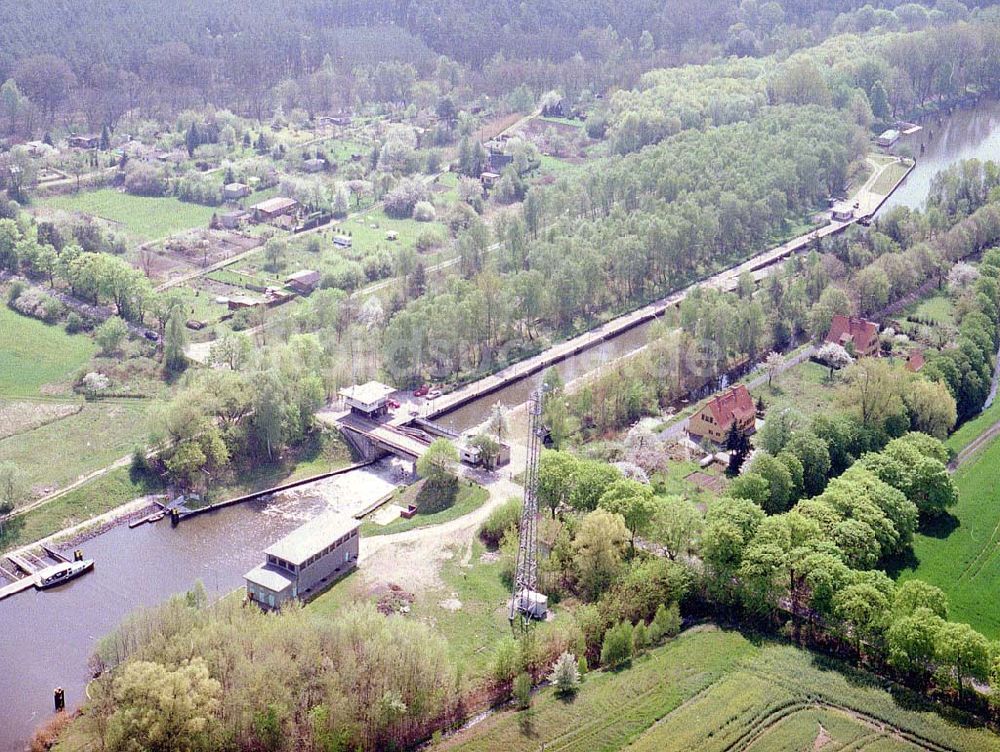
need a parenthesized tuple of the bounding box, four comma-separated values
(251, 196, 300, 223)
(285, 269, 321, 294)
(688, 385, 756, 445)
(904, 349, 926, 373)
(223, 182, 252, 200)
(826, 315, 879, 358)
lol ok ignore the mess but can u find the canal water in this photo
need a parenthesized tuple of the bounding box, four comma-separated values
(880, 98, 1000, 212)
(2, 99, 999, 750)
(0, 466, 398, 750)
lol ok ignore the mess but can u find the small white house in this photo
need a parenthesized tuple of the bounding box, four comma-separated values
(877, 129, 900, 147)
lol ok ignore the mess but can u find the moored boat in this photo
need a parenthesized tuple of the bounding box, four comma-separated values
(34, 560, 94, 589)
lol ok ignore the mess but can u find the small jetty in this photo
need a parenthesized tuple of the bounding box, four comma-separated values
(0, 545, 93, 601)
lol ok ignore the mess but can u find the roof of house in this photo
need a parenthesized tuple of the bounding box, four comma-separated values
(251, 196, 298, 214)
(831, 201, 854, 215)
(826, 315, 878, 348)
(879, 129, 900, 140)
(265, 511, 359, 566)
(339, 380, 395, 405)
(905, 349, 926, 372)
(702, 384, 755, 429)
(244, 564, 294, 592)
(225, 182, 249, 190)
(286, 269, 321, 286)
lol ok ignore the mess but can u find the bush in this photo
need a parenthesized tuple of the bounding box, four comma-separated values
(413, 200, 436, 222)
(10, 286, 63, 322)
(6, 279, 25, 304)
(632, 621, 649, 654)
(64, 311, 86, 333)
(492, 636, 519, 689)
(415, 228, 445, 252)
(384, 178, 430, 219)
(548, 651, 580, 696)
(479, 497, 521, 547)
(648, 602, 681, 643)
(95, 315, 129, 355)
(513, 672, 532, 710)
(600, 621, 633, 668)
(124, 162, 169, 197)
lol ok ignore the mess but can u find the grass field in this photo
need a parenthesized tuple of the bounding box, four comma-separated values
(906, 291, 955, 326)
(897, 437, 1000, 639)
(0, 466, 163, 553)
(360, 480, 489, 536)
(439, 628, 1000, 752)
(43, 189, 217, 240)
(0, 307, 95, 397)
(946, 399, 1000, 453)
(872, 161, 912, 196)
(0, 401, 153, 495)
(751, 360, 838, 418)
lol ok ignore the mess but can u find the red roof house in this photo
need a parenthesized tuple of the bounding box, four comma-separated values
(904, 349, 926, 372)
(688, 385, 756, 444)
(826, 315, 879, 357)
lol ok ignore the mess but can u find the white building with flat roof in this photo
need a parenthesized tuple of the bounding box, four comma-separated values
(245, 511, 359, 610)
(339, 381, 395, 418)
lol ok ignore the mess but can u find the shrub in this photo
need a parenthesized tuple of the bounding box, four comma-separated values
(479, 497, 521, 547)
(6, 279, 25, 304)
(513, 672, 532, 710)
(413, 200, 436, 222)
(383, 178, 430, 219)
(648, 602, 682, 643)
(632, 621, 649, 654)
(548, 651, 580, 696)
(64, 311, 86, 333)
(415, 228, 445, 252)
(600, 621, 633, 668)
(95, 316, 129, 355)
(124, 162, 169, 196)
(10, 286, 63, 322)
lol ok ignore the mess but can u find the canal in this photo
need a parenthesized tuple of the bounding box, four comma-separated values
(880, 97, 1000, 212)
(2, 98, 999, 750)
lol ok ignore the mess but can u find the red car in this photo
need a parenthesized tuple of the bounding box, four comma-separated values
(386, 398, 401, 409)
(413, 385, 430, 397)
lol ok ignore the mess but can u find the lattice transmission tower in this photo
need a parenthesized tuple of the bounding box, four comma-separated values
(509, 387, 547, 633)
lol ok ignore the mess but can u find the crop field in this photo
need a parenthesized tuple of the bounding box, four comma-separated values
(42, 189, 217, 240)
(441, 628, 1000, 752)
(898, 436, 1000, 639)
(0, 307, 95, 397)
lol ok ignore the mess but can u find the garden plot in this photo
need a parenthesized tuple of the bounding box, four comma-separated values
(140, 230, 262, 284)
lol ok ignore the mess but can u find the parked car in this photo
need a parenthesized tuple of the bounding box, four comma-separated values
(144, 331, 159, 342)
(426, 388, 442, 400)
(387, 398, 400, 409)
(413, 385, 430, 397)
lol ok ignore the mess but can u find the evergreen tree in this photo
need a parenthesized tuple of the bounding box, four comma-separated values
(726, 423, 751, 476)
(186, 122, 200, 157)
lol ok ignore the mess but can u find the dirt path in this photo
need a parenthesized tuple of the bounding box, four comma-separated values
(359, 453, 526, 593)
